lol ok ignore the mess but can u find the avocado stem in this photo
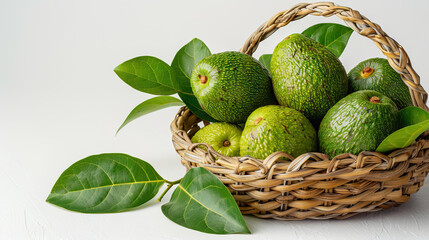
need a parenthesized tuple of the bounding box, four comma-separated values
(361, 67, 374, 78)
(370, 96, 381, 103)
(223, 140, 231, 147)
(199, 75, 208, 84)
(254, 117, 262, 125)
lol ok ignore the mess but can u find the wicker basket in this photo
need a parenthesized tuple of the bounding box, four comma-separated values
(170, 2, 429, 220)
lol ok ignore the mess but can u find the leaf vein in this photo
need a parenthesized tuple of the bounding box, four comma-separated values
(324, 30, 352, 48)
(63, 191, 83, 207)
(57, 180, 165, 195)
(106, 156, 137, 182)
(86, 186, 113, 210)
(178, 185, 242, 228)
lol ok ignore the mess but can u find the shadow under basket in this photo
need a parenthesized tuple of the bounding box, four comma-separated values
(170, 2, 429, 220)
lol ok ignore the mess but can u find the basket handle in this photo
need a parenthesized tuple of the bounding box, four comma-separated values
(239, 2, 428, 110)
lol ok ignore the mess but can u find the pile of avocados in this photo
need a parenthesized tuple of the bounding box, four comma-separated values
(190, 33, 413, 159)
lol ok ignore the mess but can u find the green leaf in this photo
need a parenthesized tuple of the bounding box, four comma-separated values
(302, 23, 353, 57)
(377, 107, 429, 152)
(258, 54, 272, 72)
(161, 167, 250, 234)
(376, 120, 429, 153)
(114, 56, 179, 95)
(171, 38, 211, 94)
(117, 96, 184, 134)
(398, 106, 429, 127)
(46, 153, 165, 213)
(170, 38, 217, 122)
(178, 93, 218, 122)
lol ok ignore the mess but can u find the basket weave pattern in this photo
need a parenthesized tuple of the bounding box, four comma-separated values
(170, 2, 429, 220)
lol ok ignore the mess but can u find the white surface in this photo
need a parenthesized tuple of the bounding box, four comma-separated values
(1, 0, 429, 239)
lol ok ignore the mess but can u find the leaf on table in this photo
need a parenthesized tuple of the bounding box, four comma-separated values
(46, 153, 165, 213)
(114, 56, 179, 95)
(171, 38, 211, 95)
(178, 93, 218, 122)
(302, 23, 353, 57)
(258, 54, 272, 72)
(161, 167, 250, 234)
(116, 96, 184, 134)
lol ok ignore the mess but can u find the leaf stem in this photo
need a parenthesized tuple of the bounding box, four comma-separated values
(157, 178, 182, 202)
(165, 179, 182, 185)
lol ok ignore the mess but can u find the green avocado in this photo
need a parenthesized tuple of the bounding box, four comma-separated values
(191, 122, 242, 157)
(318, 90, 399, 158)
(271, 33, 348, 126)
(240, 105, 317, 159)
(348, 58, 413, 109)
(190, 51, 277, 124)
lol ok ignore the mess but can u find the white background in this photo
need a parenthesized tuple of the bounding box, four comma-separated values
(1, 0, 429, 239)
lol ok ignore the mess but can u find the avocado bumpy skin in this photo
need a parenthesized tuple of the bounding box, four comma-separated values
(191, 122, 242, 157)
(190, 51, 277, 124)
(240, 105, 318, 159)
(271, 33, 348, 127)
(318, 90, 399, 158)
(348, 58, 413, 109)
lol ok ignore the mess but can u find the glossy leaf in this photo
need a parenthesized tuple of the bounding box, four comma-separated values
(302, 23, 353, 57)
(171, 38, 211, 94)
(171, 38, 216, 122)
(117, 96, 184, 134)
(161, 167, 250, 234)
(178, 93, 218, 122)
(46, 153, 165, 213)
(114, 56, 179, 95)
(376, 120, 429, 153)
(258, 54, 272, 72)
(377, 106, 429, 152)
(398, 106, 429, 127)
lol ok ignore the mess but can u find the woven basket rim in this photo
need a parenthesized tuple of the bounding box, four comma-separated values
(172, 106, 427, 163)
